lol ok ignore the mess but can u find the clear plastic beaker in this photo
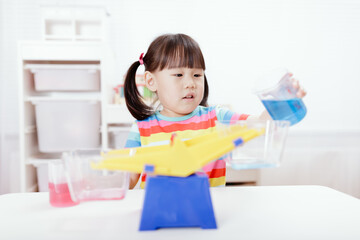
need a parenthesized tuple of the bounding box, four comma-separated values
(48, 159, 79, 207)
(253, 68, 307, 125)
(217, 120, 290, 170)
(63, 149, 129, 202)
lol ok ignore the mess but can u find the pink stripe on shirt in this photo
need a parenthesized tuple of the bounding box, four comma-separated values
(137, 109, 217, 129)
(202, 159, 226, 172)
(230, 113, 241, 122)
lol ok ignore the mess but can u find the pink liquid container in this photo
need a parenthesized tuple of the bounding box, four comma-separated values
(48, 160, 79, 207)
(63, 149, 129, 202)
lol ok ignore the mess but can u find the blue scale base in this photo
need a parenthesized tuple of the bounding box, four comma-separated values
(139, 173, 217, 231)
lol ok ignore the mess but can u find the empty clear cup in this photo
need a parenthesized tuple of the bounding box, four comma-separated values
(48, 159, 79, 207)
(253, 68, 307, 125)
(217, 120, 290, 170)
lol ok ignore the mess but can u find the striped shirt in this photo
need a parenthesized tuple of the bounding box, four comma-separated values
(125, 105, 249, 188)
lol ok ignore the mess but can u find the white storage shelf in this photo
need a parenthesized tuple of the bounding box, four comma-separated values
(106, 104, 134, 124)
(18, 41, 127, 192)
(25, 64, 101, 92)
(33, 100, 101, 153)
(41, 6, 107, 42)
(108, 126, 131, 150)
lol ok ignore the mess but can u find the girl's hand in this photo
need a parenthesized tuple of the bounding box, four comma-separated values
(289, 73, 307, 98)
(257, 72, 307, 121)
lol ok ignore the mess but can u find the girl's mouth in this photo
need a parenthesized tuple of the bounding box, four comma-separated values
(183, 93, 195, 99)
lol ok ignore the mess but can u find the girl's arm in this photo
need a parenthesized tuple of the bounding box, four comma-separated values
(246, 110, 271, 121)
(129, 173, 140, 189)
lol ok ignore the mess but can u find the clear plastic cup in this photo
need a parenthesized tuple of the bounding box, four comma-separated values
(217, 120, 290, 170)
(48, 160, 79, 207)
(253, 68, 307, 125)
(63, 149, 130, 202)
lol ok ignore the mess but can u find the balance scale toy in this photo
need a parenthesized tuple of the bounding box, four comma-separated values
(140, 173, 216, 230)
(92, 125, 264, 231)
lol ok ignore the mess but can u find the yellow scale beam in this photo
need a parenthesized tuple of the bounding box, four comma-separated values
(92, 125, 264, 177)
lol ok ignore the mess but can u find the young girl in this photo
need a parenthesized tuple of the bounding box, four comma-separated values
(124, 33, 306, 189)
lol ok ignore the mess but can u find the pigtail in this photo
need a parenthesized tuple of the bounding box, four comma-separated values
(199, 75, 209, 107)
(124, 61, 153, 120)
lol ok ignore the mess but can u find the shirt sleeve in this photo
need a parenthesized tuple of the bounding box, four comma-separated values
(215, 105, 249, 124)
(124, 121, 141, 148)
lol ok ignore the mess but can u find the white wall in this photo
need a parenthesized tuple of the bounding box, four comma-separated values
(0, 0, 42, 193)
(1, 0, 360, 193)
(1, 0, 360, 134)
(110, 0, 360, 132)
(1, 0, 360, 131)
(0, 0, 4, 193)
(259, 132, 360, 198)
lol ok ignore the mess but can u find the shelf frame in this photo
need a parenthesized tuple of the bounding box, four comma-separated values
(17, 41, 120, 192)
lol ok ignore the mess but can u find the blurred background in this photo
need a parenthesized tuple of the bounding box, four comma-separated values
(0, 0, 359, 197)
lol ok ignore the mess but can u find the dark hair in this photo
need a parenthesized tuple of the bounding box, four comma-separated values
(124, 33, 209, 120)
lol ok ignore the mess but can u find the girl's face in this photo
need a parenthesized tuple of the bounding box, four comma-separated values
(145, 67, 205, 118)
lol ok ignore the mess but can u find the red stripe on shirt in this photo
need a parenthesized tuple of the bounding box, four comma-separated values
(239, 114, 249, 120)
(141, 173, 147, 182)
(138, 117, 217, 137)
(206, 168, 226, 178)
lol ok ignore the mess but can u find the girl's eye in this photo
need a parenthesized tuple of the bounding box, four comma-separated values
(174, 74, 183, 77)
(194, 74, 202, 77)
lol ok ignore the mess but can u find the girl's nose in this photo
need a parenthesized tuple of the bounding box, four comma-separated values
(184, 77, 196, 89)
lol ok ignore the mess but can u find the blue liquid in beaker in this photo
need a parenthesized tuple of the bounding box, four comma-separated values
(261, 98, 307, 125)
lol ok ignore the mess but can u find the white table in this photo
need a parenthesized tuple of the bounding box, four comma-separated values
(0, 186, 359, 240)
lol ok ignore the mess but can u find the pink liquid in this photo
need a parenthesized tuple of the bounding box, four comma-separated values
(49, 182, 79, 207)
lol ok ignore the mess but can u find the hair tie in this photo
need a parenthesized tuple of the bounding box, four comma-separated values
(139, 53, 144, 65)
